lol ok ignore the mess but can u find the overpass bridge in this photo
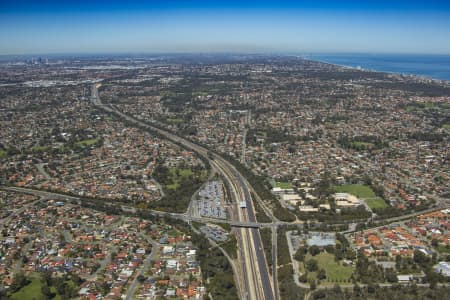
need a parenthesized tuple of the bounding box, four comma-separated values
(230, 221, 272, 228)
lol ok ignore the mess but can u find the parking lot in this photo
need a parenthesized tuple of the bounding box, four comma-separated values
(193, 180, 227, 219)
(200, 224, 229, 242)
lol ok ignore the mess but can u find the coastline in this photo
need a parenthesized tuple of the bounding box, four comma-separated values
(303, 54, 450, 83)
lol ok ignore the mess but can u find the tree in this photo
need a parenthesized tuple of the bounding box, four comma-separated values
(71, 274, 83, 286)
(324, 245, 334, 254)
(367, 283, 376, 294)
(424, 270, 440, 288)
(332, 284, 342, 294)
(41, 270, 52, 286)
(299, 273, 308, 283)
(100, 281, 110, 295)
(21, 256, 29, 264)
(41, 284, 53, 299)
(413, 249, 430, 268)
(353, 283, 361, 295)
(395, 254, 402, 269)
(309, 245, 320, 256)
(295, 251, 305, 262)
(294, 246, 307, 262)
(306, 259, 318, 272)
(317, 269, 326, 280)
(385, 269, 398, 283)
(10, 272, 29, 293)
(54, 278, 67, 296)
(309, 279, 317, 291)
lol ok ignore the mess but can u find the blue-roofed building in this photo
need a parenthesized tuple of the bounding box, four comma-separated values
(434, 261, 450, 277)
(306, 232, 336, 248)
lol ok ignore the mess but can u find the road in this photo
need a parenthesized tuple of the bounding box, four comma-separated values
(125, 240, 159, 300)
(241, 128, 247, 165)
(36, 163, 51, 180)
(91, 84, 275, 300)
(271, 227, 279, 300)
(0, 196, 43, 226)
(0, 185, 281, 229)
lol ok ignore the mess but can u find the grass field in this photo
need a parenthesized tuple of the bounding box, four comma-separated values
(165, 117, 184, 125)
(350, 141, 375, 148)
(437, 244, 450, 254)
(10, 274, 75, 300)
(406, 102, 450, 112)
(335, 184, 376, 198)
(160, 91, 181, 97)
(0, 150, 7, 158)
(166, 168, 193, 190)
(365, 198, 389, 209)
(192, 91, 209, 96)
(256, 131, 267, 136)
(31, 145, 51, 152)
(10, 277, 47, 300)
(274, 181, 292, 189)
(75, 137, 100, 147)
(303, 252, 354, 283)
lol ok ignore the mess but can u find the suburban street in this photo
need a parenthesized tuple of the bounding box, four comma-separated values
(125, 240, 159, 300)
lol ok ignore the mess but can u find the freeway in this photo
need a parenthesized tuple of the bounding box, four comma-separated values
(91, 84, 275, 300)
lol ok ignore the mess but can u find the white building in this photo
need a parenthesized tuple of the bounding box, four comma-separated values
(434, 261, 450, 276)
(334, 193, 360, 208)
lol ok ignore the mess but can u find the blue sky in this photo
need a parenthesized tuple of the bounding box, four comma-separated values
(1, 0, 450, 55)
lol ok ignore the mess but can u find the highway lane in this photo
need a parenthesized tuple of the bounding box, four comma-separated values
(92, 84, 275, 300)
(231, 167, 265, 300)
(214, 159, 261, 300)
(234, 171, 274, 300)
(213, 158, 274, 300)
(215, 162, 253, 299)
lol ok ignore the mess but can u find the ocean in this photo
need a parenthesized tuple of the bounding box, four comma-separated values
(305, 53, 450, 81)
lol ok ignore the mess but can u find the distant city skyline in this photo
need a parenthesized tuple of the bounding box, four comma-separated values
(1, 0, 450, 55)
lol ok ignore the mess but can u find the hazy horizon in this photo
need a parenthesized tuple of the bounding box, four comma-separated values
(1, 1, 450, 55)
(4, 51, 450, 58)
